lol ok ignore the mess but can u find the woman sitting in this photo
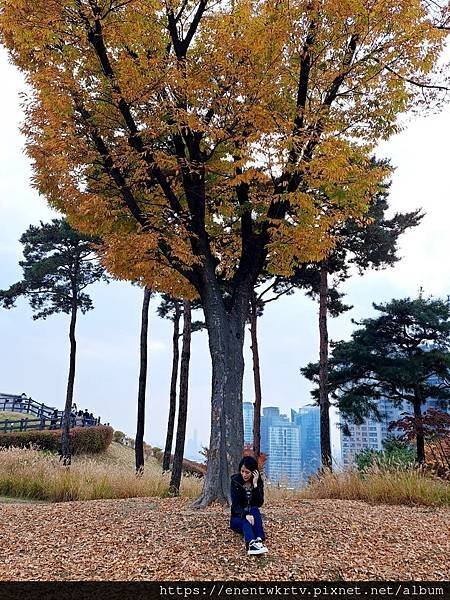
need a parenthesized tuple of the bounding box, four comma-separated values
(230, 456, 268, 555)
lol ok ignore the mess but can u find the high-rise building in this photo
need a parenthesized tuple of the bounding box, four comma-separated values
(243, 401, 254, 445)
(340, 396, 449, 466)
(185, 428, 202, 461)
(260, 407, 302, 485)
(291, 406, 321, 480)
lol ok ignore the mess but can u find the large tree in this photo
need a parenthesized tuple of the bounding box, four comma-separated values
(0, 219, 108, 464)
(2, 0, 448, 505)
(302, 297, 450, 464)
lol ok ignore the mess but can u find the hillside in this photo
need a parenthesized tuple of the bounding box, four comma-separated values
(71, 441, 160, 469)
(0, 496, 448, 581)
(0, 411, 29, 422)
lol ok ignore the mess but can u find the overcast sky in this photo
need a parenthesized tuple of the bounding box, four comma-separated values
(1, 45, 449, 461)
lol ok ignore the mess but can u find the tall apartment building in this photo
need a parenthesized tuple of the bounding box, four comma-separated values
(260, 407, 302, 485)
(291, 405, 321, 479)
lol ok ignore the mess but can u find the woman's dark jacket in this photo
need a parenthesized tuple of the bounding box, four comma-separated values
(230, 473, 264, 519)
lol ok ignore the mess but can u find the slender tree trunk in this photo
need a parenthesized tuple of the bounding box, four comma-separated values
(135, 285, 151, 474)
(413, 399, 425, 464)
(170, 300, 192, 494)
(249, 292, 262, 458)
(319, 263, 332, 470)
(192, 271, 248, 508)
(60, 295, 77, 466)
(163, 302, 181, 472)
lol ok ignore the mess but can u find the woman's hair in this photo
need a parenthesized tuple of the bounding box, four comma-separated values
(238, 455, 258, 473)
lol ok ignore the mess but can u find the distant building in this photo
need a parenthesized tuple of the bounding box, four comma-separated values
(243, 401, 254, 445)
(185, 428, 202, 461)
(291, 406, 321, 480)
(260, 407, 301, 485)
(340, 395, 450, 466)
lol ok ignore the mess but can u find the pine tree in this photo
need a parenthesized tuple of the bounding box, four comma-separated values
(0, 219, 108, 464)
(302, 297, 450, 463)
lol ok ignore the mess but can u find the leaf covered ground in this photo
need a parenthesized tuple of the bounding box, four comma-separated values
(0, 497, 448, 581)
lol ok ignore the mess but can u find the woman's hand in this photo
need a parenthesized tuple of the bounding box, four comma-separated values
(246, 514, 255, 526)
(252, 470, 259, 488)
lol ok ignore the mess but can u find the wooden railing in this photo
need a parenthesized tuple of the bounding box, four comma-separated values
(0, 393, 100, 433)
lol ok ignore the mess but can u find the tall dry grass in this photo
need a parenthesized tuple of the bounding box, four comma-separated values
(0, 446, 202, 502)
(266, 467, 450, 507)
(1, 446, 448, 507)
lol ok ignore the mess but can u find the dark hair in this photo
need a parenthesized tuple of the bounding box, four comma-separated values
(238, 455, 258, 473)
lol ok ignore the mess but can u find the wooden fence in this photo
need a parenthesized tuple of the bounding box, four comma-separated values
(0, 393, 100, 433)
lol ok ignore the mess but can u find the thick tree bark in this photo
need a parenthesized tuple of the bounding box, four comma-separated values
(163, 301, 181, 472)
(135, 285, 151, 473)
(192, 269, 248, 508)
(249, 292, 262, 458)
(413, 399, 425, 464)
(170, 300, 192, 494)
(60, 295, 77, 466)
(319, 263, 332, 470)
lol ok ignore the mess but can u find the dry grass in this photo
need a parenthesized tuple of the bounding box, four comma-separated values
(0, 411, 28, 422)
(0, 445, 202, 502)
(268, 467, 450, 507)
(1, 445, 448, 507)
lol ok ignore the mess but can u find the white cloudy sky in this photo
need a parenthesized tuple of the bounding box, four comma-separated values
(1, 45, 449, 460)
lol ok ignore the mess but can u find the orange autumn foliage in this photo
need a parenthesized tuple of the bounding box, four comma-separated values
(0, 0, 447, 292)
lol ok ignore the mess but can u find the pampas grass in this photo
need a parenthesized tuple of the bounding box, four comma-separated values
(0, 446, 202, 502)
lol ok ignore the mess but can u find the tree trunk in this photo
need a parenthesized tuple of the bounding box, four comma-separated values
(413, 399, 425, 464)
(60, 296, 77, 466)
(249, 292, 262, 459)
(135, 285, 151, 474)
(319, 263, 332, 470)
(163, 301, 181, 472)
(170, 300, 192, 494)
(192, 272, 248, 508)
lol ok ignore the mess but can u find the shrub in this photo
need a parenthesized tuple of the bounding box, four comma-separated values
(0, 425, 113, 455)
(355, 437, 416, 473)
(113, 430, 125, 444)
(151, 446, 163, 461)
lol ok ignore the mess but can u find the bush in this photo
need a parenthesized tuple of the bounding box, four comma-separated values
(0, 425, 113, 455)
(355, 437, 416, 473)
(113, 430, 125, 444)
(151, 446, 163, 461)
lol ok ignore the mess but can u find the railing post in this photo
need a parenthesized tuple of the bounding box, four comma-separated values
(4, 419, 8, 433)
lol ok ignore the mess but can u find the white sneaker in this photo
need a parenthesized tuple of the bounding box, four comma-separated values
(247, 539, 268, 555)
(255, 537, 268, 553)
